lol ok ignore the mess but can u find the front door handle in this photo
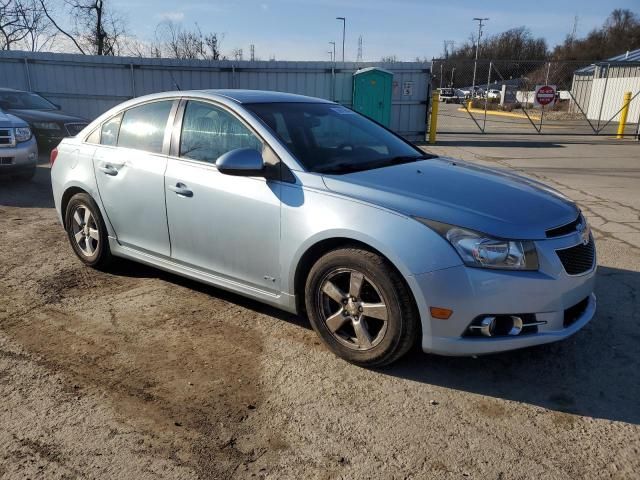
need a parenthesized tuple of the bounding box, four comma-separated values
(168, 183, 193, 197)
(98, 164, 118, 176)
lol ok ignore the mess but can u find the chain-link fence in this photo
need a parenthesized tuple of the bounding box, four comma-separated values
(431, 58, 640, 137)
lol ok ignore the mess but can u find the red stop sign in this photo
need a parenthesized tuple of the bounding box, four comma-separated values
(536, 85, 555, 106)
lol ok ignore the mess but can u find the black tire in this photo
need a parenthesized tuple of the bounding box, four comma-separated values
(305, 247, 418, 367)
(13, 167, 36, 182)
(64, 192, 113, 269)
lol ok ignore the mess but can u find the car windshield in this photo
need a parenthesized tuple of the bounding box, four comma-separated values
(0, 91, 57, 110)
(245, 102, 435, 174)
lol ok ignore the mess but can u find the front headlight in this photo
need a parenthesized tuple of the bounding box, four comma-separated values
(14, 127, 32, 142)
(32, 121, 62, 131)
(416, 218, 539, 270)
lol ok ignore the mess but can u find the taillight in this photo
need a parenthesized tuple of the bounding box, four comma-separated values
(50, 147, 59, 166)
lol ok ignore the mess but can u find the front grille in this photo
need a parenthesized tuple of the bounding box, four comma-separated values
(564, 296, 589, 328)
(556, 236, 595, 275)
(0, 157, 14, 165)
(0, 128, 15, 147)
(65, 123, 87, 136)
(546, 214, 582, 238)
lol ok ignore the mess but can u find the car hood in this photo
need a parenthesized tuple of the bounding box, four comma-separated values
(321, 157, 579, 240)
(7, 108, 86, 124)
(0, 110, 28, 128)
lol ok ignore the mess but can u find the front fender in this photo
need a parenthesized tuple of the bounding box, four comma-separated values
(280, 183, 462, 295)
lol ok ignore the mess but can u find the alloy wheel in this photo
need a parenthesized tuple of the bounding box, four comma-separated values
(70, 204, 100, 257)
(317, 268, 389, 351)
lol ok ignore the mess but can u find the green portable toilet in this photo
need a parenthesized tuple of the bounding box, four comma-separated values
(352, 67, 393, 127)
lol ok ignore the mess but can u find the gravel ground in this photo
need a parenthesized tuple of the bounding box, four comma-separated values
(0, 147, 639, 479)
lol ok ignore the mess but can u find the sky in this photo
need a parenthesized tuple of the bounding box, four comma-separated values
(111, 0, 639, 61)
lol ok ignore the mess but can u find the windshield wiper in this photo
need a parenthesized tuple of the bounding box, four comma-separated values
(315, 154, 433, 175)
(315, 162, 372, 174)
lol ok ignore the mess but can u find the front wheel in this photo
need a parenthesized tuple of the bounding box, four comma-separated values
(305, 247, 419, 367)
(64, 193, 113, 269)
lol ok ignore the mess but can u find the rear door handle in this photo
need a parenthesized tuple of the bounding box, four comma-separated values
(98, 164, 119, 176)
(168, 182, 193, 197)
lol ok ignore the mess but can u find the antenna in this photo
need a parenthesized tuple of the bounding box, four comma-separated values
(357, 35, 363, 62)
(169, 70, 181, 91)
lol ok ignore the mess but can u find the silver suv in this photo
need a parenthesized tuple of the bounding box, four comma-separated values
(0, 110, 38, 180)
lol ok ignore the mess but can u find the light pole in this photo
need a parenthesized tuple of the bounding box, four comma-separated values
(336, 17, 345, 62)
(471, 17, 489, 94)
(329, 41, 336, 64)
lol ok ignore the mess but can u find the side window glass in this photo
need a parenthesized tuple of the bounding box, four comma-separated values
(100, 114, 122, 146)
(85, 127, 101, 144)
(180, 101, 262, 164)
(117, 101, 173, 154)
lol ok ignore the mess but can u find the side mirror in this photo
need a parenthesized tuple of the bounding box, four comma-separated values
(216, 148, 265, 176)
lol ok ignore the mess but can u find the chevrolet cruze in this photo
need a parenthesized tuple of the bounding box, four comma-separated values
(51, 90, 596, 366)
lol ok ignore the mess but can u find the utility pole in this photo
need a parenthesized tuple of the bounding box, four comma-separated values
(329, 41, 336, 64)
(336, 17, 346, 62)
(357, 35, 363, 62)
(471, 17, 489, 94)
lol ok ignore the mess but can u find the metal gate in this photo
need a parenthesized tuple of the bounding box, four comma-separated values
(431, 58, 640, 138)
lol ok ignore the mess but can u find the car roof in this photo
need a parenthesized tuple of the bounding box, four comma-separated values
(198, 89, 332, 104)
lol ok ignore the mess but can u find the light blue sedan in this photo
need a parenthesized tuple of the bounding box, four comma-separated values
(51, 90, 596, 366)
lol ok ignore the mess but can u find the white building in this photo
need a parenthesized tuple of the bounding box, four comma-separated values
(571, 49, 640, 124)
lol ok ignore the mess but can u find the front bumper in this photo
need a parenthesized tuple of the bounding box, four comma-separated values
(0, 137, 38, 176)
(33, 131, 64, 152)
(411, 231, 597, 356)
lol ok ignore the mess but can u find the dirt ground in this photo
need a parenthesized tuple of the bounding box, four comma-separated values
(0, 145, 639, 479)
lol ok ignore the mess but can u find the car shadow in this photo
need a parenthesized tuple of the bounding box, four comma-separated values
(107, 259, 311, 331)
(111, 258, 639, 425)
(0, 163, 54, 209)
(381, 265, 640, 425)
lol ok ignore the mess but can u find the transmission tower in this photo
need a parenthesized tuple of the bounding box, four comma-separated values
(250, 44, 255, 61)
(443, 40, 454, 58)
(357, 35, 363, 62)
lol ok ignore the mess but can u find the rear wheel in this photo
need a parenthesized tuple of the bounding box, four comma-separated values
(305, 247, 418, 367)
(64, 193, 112, 269)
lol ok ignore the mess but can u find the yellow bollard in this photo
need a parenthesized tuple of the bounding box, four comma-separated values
(429, 92, 439, 144)
(617, 91, 632, 139)
(467, 99, 473, 110)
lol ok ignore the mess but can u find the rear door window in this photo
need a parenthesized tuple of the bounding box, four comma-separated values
(117, 101, 173, 154)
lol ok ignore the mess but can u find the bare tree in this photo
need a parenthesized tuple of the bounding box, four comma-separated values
(40, 0, 126, 55)
(17, 0, 56, 51)
(0, 0, 32, 49)
(155, 20, 225, 60)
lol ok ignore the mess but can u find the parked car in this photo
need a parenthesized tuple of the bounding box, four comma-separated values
(487, 89, 501, 100)
(0, 109, 38, 180)
(0, 88, 88, 152)
(436, 88, 462, 104)
(51, 90, 597, 366)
